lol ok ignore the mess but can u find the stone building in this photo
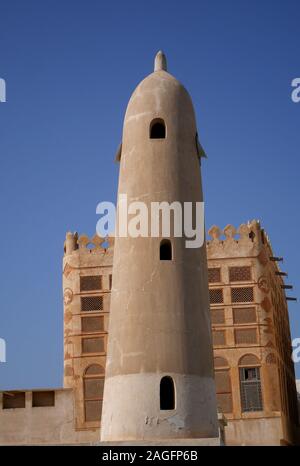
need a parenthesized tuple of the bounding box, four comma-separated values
(0, 222, 298, 445)
(59, 221, 299, 445)
(207, 221, 299, 445)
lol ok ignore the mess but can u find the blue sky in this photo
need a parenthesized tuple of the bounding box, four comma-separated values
(0, 0, 299, 389)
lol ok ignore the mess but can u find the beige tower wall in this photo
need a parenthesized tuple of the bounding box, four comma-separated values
(101, 58, 218, 441)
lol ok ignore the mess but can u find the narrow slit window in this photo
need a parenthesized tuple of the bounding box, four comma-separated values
(150, 119, 166, 139)
(160, 376, 175, 410)
(160, 239, 172, 260)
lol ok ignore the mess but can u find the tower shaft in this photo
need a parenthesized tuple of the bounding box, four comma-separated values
(101, 53, 218, 441)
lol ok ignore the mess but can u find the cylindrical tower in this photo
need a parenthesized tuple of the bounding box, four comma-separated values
(101, 52, 218, 441)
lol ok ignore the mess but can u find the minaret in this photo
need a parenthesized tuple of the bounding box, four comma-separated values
(101, 52, 218, 441)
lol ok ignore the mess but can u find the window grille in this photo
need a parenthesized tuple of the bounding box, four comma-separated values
(215, 369, 232, 413)
(81, 316, 104, 333)
(229, 266, 251, 282)
(80, 276, 102, 292)
(84, 365, 104, 422)
(233, 307, 256, 324)
(211, 309, 225, 325)
(212, 330, 226, 346)
(84, 378, 104, 399)
(231, 287, 254, 303)
(82, 337, 105, 354)
(235, 328, 258, 345)
(208, 268, 221, 283)
(215, 370, 231, 393)
(240, 367, 263, 412)
(209, 288, 223, 304)
(81, 296, 103, 312)
(84, 400, 103, 422)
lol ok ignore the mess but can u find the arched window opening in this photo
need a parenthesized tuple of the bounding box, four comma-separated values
(239, 366, 263, 412)
(150, 119, 166, 139)
(83, 364, 105, 422)
(160, 239, 172, 260)
(160, 376, 175, 410)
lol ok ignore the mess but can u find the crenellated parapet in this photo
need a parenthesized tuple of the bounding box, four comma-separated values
(64, 232, 115, 256)
(207, 220, 265, 259)
(64, 223, 268, 259)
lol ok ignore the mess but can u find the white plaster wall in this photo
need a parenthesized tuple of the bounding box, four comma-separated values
(101, 373, 218, 441)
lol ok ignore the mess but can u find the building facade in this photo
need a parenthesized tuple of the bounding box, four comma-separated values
(1, 221, 298, 445)
(60, 221, 299, 445)
(207, 221, 299, 445)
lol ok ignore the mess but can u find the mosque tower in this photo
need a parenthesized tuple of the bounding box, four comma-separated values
(101, 51, 218, 442)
